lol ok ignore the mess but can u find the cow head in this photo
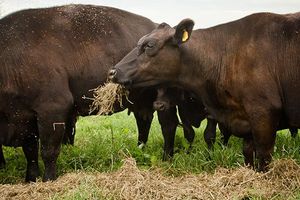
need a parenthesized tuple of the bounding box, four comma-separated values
(153, 87, 184, 111)
(109, 19, 194, 88)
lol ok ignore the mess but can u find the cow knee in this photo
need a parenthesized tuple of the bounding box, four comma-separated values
(204, 129, 216, 149)
(183, 126, 195, 144)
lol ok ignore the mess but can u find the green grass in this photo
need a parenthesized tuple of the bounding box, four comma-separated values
(0, 110, 299, 185)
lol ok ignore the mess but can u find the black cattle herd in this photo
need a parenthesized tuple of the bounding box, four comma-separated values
(0, 4, 299, 182)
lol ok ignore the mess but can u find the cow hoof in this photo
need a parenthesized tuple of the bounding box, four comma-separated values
(42, 176, 57, 182)
(42, 172, 57, 182)
(25, 176, 37, 183)
(162, 154, 173, 162)
(138, 143, 145, 149)
(257, 165, 269, 173)
(25, 172, 39, 182)
(25, 170, 40, 182)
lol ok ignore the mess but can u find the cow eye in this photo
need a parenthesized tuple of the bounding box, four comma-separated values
(145, 42, 155, 50)
(138, 42, 155, 55)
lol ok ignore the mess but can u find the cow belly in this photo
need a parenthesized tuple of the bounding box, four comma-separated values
(0, 108, 36, 147)
(1, 125, 23, 147)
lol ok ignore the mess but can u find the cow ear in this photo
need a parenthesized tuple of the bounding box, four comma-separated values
(173, 19, 194, 45)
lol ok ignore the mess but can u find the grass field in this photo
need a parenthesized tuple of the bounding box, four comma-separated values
(0, 111, 300, 199)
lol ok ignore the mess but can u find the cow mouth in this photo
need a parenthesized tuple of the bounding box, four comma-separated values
(153, 101, 169, 111)
(120, 79, 162, 89)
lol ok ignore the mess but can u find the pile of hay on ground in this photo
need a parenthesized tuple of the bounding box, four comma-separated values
(1, 158, 299, 199)
(89, 82, 129, 115)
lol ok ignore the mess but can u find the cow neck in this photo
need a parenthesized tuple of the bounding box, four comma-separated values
(178, 29, 225, 98)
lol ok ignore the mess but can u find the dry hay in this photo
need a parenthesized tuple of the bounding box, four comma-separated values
(1, 158, 300, 200)
(89, 82, 129, 115)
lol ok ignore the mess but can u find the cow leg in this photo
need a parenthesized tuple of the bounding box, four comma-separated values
(178, 106, 195, 146)
(134, 111, 154, 148)
(158, 106, 179, 161)
(37, 95, 73, 181)
(253, 129, 276, 172)
(0, 145, 5, 168)
(62, 111, 77, 145)
(68, 118, 76, 145)
(182, 125, 195, 145)
(22, 135, 40, 182)
(203, 118, 217, 149)
(182, 125, 195, 154)
(249, 112, 277, 171)
(289, 127, 298, 138)
(39, 111, 70, 181)
(218, 123, 231, 146)
(243, 137, 254, 167)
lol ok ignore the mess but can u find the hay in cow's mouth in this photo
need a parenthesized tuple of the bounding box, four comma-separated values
(89, 82, 130, 115)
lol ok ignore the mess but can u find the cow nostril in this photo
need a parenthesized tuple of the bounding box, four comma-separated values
(153, 102, 165, 111)
(108, 69, 117, 80)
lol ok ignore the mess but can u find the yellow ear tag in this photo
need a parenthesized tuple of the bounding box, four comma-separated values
(182, 29, 189, 42)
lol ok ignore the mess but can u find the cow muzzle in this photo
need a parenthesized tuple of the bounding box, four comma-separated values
(108, 69, 117, 81)
(108, 68, 133, 87)
(153, 101, 167, 111)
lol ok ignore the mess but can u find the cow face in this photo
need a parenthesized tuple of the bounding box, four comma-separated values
(153, 87, 184, 111)
(109, 19, 194, 88)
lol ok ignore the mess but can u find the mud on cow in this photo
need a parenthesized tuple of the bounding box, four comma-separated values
(110, 12, 300, 171)
(0, 4, 157, 181)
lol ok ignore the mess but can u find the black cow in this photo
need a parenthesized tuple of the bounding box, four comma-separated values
(124, 88, 187, 161)
(154, 87, 231, 150)
(0, 4, 157, 181)
(110, 12, 300, 171)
